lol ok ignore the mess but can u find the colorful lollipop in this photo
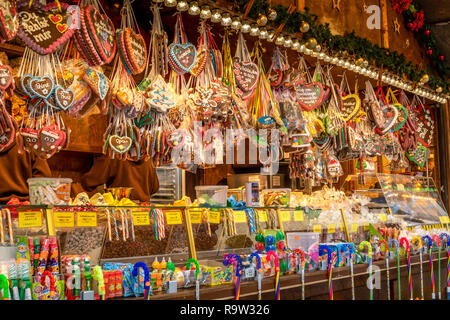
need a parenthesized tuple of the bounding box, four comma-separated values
(0, 274, 9, 300)
(411, 236, 424, 299)
(132, 262, 151, 300)
(432, 235, 442, 300)
(389, 239, 401, 300)
(223, 254, 243, 300)
(40, 270, 56, 300)
(186, 258, 200, 300)
(321, 245, 336, 300)
(293, 249, 305, 300)
(400, 238, 412, 300)
(93, 266, 105, 300)
(422, 235, 434, 299)
(249, 252, 262, 300)
(359, 241, 373, 300)
(439, 233, 450, 300)
(346, 244, 356, 301)
(378, 240, 390, 300)
(266, 250, 280, 300)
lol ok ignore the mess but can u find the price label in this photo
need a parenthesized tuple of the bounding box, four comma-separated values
(189, 210, 202, 224)
(363, 223, 370, 231)
(439, 216, 450, 223)
(379, 214, 387, 222)
(18, 211, 42, 228)
(351, 223, 359, 233)
(133, 211, 150, 226)
(313, 225, 322, 233)
(340, 223, 345, 231)
(54, 212, 74, 228)
(208, 211, 221, 224)
(294, 210, 304, 221)
(280, 210, 291, 222)
(257, 211, 267, 222)
(165, 210, 182, 225)
(77, 212, 97, 227)
(234, 211, 247, 223)
(328, 224, 336, 234)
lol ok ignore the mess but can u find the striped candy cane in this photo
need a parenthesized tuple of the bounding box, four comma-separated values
(432, 235, 441, 300)
(400, 238, 412, 300)
(439, 233, 450, 300)
(378, 240, 390, 300)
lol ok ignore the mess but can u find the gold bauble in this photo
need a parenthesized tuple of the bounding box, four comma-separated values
(257, 14, 268, 26)
(356, 57, 364, 66)
(436, 86, 443, 93)
(268, 8, 277, 21)
(306, 37, 317, 49)
(300, 21, 310, 33)
(421, 74, 430, 83)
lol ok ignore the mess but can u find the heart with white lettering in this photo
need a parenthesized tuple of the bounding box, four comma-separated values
(269, 69, 283, 88)
(16, 1, 78, 55)
(84, 5, 116, 64)
(392, 103, 408, 132)
(124, 27, 147, 75)
(0, 65, 13, 91)
(377, 104, 399, 135)
(295, 82, 324, 111)
(190, 48, 207, 77)
(233, 57, 259, 94)
(169, 43, 197, 73)
(20, 74, 35, 97)
(54, 86, 74, 111)
(340, 94, 361, 122)
(109, 135, 132, 154)
(0, 0, 18, 42)
(29, 76, 54, 99)
(368, 99, 385, 129)
(412, 103, 434, 148)
(407, 142, 427, 167)
(83, 67, 109, 100)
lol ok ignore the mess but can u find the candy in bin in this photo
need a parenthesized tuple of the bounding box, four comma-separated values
(241, 255, 256, 281)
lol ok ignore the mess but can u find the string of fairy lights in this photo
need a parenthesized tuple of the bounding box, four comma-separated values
(150, 0, 448, 104)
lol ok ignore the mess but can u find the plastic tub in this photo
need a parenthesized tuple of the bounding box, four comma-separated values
(27, 178, 72, 205)
(260, 188, 291, 207)
(195, 185, 228, 207)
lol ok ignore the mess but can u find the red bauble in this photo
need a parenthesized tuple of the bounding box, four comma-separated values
(255, 242, 265, 252)
(439, 55, 445, 61)
(426, 49, 433, 55)
(276, 240, 285, 251)
(407, 23, 413, 29)
(424, 29, 431, 36)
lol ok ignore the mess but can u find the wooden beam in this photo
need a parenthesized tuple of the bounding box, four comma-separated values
(296, 0, 305, 12)
(379, 0, 389, 49)
(241, 0, 256, 20)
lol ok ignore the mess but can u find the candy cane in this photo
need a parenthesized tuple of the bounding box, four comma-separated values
(0, 274, 9, 300)
(432, 235, 442, 300)
(132, 262, 151, 300)
(186, 259, 200, 300)
(439, 233, 450, 300)
(389, 239, 401, 300)
(321, 245, 336, 300)
(246, 209, 257, 235)
(127, 209, 135, 241)
(378, 240, 390, 300)
(347, 244, 356, 301)
(359, 241, 373, 300)
(400, 238, 412, 300)
(223, 254, 243, 300)
(293, 249, 305, 300)
(249, 252, 262, 300)
(40, 270, 56, 300)
(411, 236, 424, 299)
(266, 250, 280, 300)
(111, 208, 120, 241)
(422, 235, 434, 299)
(93, 266, 105, 300)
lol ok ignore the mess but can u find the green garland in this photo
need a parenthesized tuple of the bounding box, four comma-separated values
(228, 0, 449, 94)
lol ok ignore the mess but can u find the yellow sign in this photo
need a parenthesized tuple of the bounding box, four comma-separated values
(18, 211, 42, 228)
(165, 210, 182, 225)
(257, 211, 267, 222)
(340, 223, 344, 231)
(280, 210, 291, 222)
(313, 225, 322, 233)
(439, 216, 450, 223)
(234, 211, 247, 223)
(294, 210, 304, 222)
(132, 211, 150, 226)
(77, 212, 97, 227)
(328, 224, 336, 234)
(379, 214, 387, 222)
(189, 210, 202, 224)
(54, 212, 74, 228)
(208, 211, 221, 224)
(351, 223, 359, 233)
(363, 223, 370, 231)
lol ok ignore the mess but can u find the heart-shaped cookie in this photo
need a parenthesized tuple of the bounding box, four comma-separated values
(109, 135, 132, 154)
(377, 104, 399, 135)
(295, 82, 324, 111)
(269, 69, 283, 87)
(340, 94, 361, 122)
(407, 142, 427, 167)
(190, 48, 207, 77)
(29, 76, 54, 99)
(84, 5, 116, 64)
(146, 76, 175, 113)
(413, 103, 434, 147)
(0, 0, 18, 42)
(368, 99, 385, 129)
(19, 127, 39, 152)
(233, 57, 259, 94)
(39, 125, 66, 154)
(54, 85, 74, 110)
(16, 1, 78, 55)
(124, 28, 147, 75)
(83, 67, 109, 100)
(169, 43, 197, 73)
(0, 64, 13, 91)
(392, 103, 408, 132)
(20, 74, 35, 97)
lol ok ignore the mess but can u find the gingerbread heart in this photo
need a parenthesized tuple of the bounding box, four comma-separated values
(147, 76, 175, 113)
(392, 103, 408, 132)
(233, 57, 259, 93)
(378, 104, 399, 135)
(413, 103, 434, 148)
(295, 82, 325, 111)
(169, 43, 197, 73)
(20, 127, 39, 151)
(20, 74, 35, 97)
(83, 67, 109, 100)
(39, 125, 66, 154)
(16, 1, 78, 55)
(124, 28, 147, 75)
(84, 5, 116, 64)
(368, 99, 385, 129)
(0, 65, 13, 91)
(109, 135, 132, 154)
(54, 85, 74, 111)
(269, 69, 283, 87)
(29, 76, 54, 99)
(190, 48, 207, 77)
(407, 142, 427, 167)
(0, 0, 18, 42)
(340, 94, 361, 122)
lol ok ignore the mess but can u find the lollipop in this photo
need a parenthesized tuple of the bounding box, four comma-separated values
(359, 241, 373, 300)
(266, 250, 280, 300)
(186, 259, 200, 300)
(400, 238, 412, 300)
(439, 233, 450, 300)
(411, 236, 424, 299)
(249, 252, 262, 300)
(390, 239, 401, 300)
(223, 254, 242, 300)
(378, 240, 390, 300)
(293, 249, 305, 300)
(346, 244, 356, 300)
(132, 262, 151, 300)
(432, 235, 442, 300)
(423, 235, 434, 300)
(321, 245, 336, 300)
(40, 270, 55, 300)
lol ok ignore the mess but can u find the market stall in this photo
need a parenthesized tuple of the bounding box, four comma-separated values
(0, 0, 449, 301)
